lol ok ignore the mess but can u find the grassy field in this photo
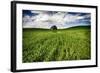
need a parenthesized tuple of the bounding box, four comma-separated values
(22, 26, 91, 63)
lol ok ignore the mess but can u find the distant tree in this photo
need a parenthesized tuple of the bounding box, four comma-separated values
(50, 25, 57, 30)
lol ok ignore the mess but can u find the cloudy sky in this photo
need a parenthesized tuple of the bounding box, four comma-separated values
(22, 10, 91, 29)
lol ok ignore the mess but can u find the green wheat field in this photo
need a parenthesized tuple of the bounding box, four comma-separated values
(22, 26, 91, 63)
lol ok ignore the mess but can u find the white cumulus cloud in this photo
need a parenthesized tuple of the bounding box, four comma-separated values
(23, 11, 90, 29)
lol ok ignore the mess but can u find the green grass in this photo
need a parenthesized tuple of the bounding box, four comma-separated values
(22, 26, 91, 63)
